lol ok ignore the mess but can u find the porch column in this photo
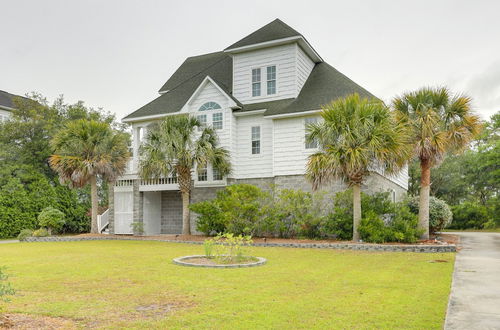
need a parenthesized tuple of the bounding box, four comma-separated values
(108, 182, 115, 234)
(133, 179, 143, 235)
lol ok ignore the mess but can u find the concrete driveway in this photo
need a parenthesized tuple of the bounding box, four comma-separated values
(445, 232, 500, 330)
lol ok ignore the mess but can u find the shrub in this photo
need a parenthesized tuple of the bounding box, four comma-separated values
(130, 222, 144, 236)
(407, 196, 452, 233)
(32, 228, 49, 237)
(38, 207, 65, 235)
(191, 184, 267, 236)
(320, 207, 352, 240)
(449, 202, 490, 229)
(190, 201, 225, 235)
(389, 206, 422, 243)
(359, 205, 422, 243)
(358, 211, 390, 243)
(262, 189, 325, 239)
(17, 229, 33, 241)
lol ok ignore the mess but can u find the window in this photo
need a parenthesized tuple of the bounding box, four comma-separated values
(305, 117, 318, 149)
(197, 165, 207, 181)
(199, 102, 221, 111)
(197, 114, 207, 132)
(267, 66, 276, 95)
(212, 113, 223, 130)
(213, 168, 222, 181)
(251, 126, 261, 154)
(252, 68, 261, 97)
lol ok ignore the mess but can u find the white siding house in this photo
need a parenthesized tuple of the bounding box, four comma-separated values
(110, 19, 410, 235)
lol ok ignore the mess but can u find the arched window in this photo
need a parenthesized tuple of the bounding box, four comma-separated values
(199, 102, 221, 111)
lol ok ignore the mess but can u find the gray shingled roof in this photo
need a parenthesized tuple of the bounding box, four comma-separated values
(0, 90, 26, 109)
(124, 52, 236, 120)
(225, 19, 302, 50)
(261, 63, 377, 116)
(124, 19, 377, 121)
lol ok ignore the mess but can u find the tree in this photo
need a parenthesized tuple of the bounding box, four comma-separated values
(306, 94, 411, 241)
(49, 119, 130, 233)
(392, 87, 481, 239)
(139, 115, 231, 235)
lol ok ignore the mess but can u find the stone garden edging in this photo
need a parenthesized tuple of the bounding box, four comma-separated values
(173, 255, 267, 268)
(23, 236, 456, 253)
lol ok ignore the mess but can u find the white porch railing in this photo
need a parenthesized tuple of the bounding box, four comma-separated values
(140, 176, 178, 185)
(97, 209, 110, 234)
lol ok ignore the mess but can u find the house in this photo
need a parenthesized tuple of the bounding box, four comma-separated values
(0, 90, 23, 121)
(108, 19, 408, 235)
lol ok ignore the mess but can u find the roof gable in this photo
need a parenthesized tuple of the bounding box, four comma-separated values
(224, 19, 302, 51)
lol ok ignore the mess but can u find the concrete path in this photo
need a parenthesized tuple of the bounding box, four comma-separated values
(0, 240, 18, 244)
(445, 232, 500, 330)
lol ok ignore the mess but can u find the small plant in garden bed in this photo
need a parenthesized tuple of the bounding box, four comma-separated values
(204, 233, 256, 264)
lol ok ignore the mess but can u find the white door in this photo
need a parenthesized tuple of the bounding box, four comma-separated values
(114, 191, 133, 234)
(143, 192, 161, 235)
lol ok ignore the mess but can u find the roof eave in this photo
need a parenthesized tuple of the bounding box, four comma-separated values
(224, 36, 323, 63)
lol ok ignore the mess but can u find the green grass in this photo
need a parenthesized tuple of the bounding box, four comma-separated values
(1, 241, 454, 329)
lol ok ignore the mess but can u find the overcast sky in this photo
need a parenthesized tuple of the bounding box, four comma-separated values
(1, 0, 499, 120)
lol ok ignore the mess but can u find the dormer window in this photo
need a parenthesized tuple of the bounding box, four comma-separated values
(251, 66, 276, 97)
(267, 66, 276, 95)
(252, 68, 261, 96)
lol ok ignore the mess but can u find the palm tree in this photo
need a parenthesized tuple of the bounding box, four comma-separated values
(139, 115, 231, 235)
(49, 119, 130, 233)
(392, 87, 481, 239)
(306, 93, 411, 241)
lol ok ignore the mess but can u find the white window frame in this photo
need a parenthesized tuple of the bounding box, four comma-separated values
(251, 126, 261, 155)
(212, 112, 223, 130)
(197, 164, 208, 182)
(252, 68, 261, 97)
(266, 65, 276, 95)
(251, 65, 277, 98)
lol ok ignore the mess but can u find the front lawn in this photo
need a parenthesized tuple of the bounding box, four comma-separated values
(1, 241, 454, 329)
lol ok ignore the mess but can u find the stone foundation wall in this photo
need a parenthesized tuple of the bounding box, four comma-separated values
(161, 191, 183, 234)
(116, 173, 407, 235)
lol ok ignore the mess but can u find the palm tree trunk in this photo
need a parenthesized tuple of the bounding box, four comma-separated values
(181, 191, 191, 236)
(419, 159, 431, 240)
(352, 184, 362, 241)
(90, 175, 99, 234)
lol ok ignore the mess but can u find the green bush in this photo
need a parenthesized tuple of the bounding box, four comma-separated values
(358, 211, 391, 243)
(389, 206, 422, 243)
(449, 201, 490, 229)
(0, 165, 90, 238)
(407, 196, 452, 233)
(190, 201, 225, 235)
(38, 207, 65, 235)
(320, 206, 352, 240)
(359, 205, 422, 243)
(191, 184, 266, 236)
(17, 229, 33, 241)
(32, 228, 49, 237)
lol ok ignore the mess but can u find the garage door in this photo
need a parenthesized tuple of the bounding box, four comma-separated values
(114, 191, 133, 234)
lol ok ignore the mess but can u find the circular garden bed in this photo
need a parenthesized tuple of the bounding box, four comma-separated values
(173, 255, 267, 268)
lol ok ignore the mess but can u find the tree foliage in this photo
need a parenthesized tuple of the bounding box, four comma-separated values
(140, 115, 231, 235)
(0, 93, 126, 237)
(306, 93, 411, 240)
